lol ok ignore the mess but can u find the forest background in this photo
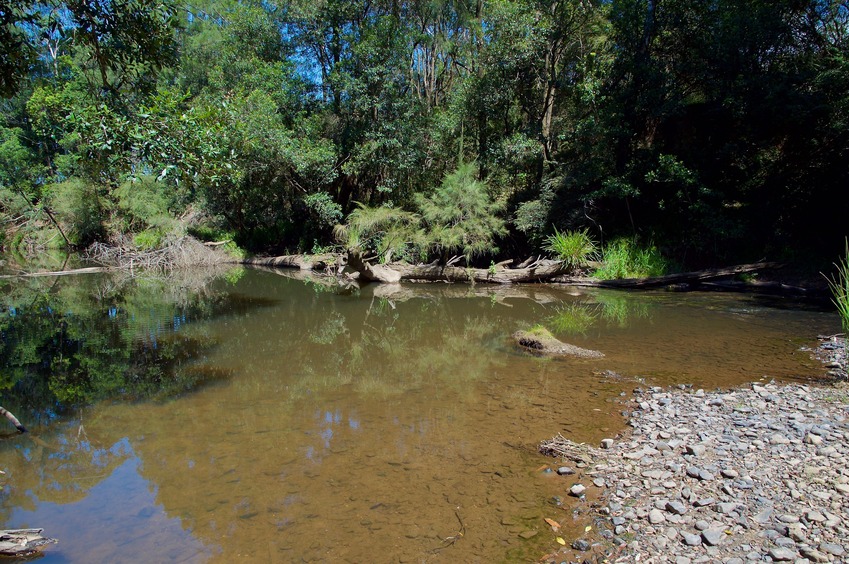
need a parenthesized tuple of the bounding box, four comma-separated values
(1, 0, 847, 270)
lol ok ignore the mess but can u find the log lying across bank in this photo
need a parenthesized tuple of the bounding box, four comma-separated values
(246, 251, 788, 290)
(346, 250, 569, 284)
(242, 253, 339, 271)
(555, 261, 783, 289)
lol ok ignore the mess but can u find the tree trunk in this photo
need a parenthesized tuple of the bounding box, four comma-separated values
(242, 254, 339, 271)
(347, 250, 567, 284)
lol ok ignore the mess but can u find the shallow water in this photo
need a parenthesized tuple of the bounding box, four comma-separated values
(0, 268, 839, 562)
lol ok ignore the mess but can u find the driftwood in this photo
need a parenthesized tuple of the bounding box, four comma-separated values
(0, 266, 112, 279)
(539, 433, 602, 464)
(556, 261, 783, 289)
(242, 254, 339, 272)
(0, 529, 57, 556)
(347, 250, 568, 284)
(0, 406, 26, 433)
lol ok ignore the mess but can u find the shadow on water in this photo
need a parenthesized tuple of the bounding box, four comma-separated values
(0, 267, 842, 563)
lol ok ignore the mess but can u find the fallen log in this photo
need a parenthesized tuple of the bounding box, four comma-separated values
(347, 250, 569, 284)
(0, 406, 26, 433)
(0, 266, 112, 279)
(0, 529, 57, 556)
(555, 262, 783, 289)
(242, 254, 339, 271)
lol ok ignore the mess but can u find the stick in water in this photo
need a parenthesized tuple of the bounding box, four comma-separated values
(0, 407, 27, 433)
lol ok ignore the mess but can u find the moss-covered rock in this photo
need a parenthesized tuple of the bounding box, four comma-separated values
(512, 326, 604, 358)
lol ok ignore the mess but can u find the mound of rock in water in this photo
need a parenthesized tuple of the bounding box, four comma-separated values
(512, 327, 604, 359)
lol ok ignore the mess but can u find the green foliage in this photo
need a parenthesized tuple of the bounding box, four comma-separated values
(417, 163, 507, 260)
(115, 176, 172, 231)
(548, 304, 597, 335)
(1, 0, 848, 262)
(133, 229, 164, 250)
(593, 238, 668, 280)
(334, 203, 420, 261)
(826, 240, 849, 333)
(544, 227, 597, 270)
(47, 178, 104, 245)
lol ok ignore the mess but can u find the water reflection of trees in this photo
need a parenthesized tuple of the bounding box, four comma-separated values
(0, 418, 133, 523)
(545, 290, 654, 335)
(0, 267, 255, 426)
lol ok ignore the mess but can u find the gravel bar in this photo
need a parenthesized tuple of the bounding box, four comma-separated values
(545, 337, 849, 564)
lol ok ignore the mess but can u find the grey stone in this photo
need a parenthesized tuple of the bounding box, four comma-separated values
(767, 547, 796, 561)
(701, 528, 725, 546)
(721, 468, 739, 479)
(572, 538, 590, 551)
(666, 501, 687, 515)
(681, 531, 702, 546)
(694, 498, 715, 507)
(800, 547, 829, 562)
(569, 484, 586, 497)
(649, 509, 666, 524)
(773, 536, 796, 548)
(718, 502, 738, 514)
(819, 542, 845, 556)
(754, 508, 773, 524)
(805, 510, 826, 522)
(694, 520, 710, 531)
(601, 438, 614, 449)
(686, 444, 707, 457)
(556, 466, 575, 475)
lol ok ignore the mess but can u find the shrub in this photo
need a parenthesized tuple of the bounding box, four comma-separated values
(594, 238, 668, 279)
(544, 227, 597, 270)
(115, 176, 172, 230)
(48, 178, 104, 245)
(826, 240, 849, 333)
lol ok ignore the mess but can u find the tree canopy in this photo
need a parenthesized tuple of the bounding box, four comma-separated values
(1, 0, 847, 265)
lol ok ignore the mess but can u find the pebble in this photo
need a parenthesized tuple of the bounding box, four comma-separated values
(547, 357, 849, 564)
(648, 509, 665, 524)
(569, 484, 586, 497)
(767, 547, 796, 561)
(556, 466, 574, 475)
(666, 501, 687, 515)
(571, 538, 590, 551)
(819, 542, 845, 556)
(701, 528, 725, 546)
(681, 531, 702, 546)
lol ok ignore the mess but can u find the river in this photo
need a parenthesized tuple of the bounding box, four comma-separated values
(0, 267, 839, 562)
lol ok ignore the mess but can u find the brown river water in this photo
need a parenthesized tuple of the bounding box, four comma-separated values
(0, 267, 839, 562)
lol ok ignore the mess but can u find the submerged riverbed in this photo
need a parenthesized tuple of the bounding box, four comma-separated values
(0, 267, 840, 562)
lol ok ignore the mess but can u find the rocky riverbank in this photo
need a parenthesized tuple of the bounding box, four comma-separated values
(542, 337, 849, 564)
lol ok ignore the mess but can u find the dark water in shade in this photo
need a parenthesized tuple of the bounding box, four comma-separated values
(0, 267, 840, 563)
